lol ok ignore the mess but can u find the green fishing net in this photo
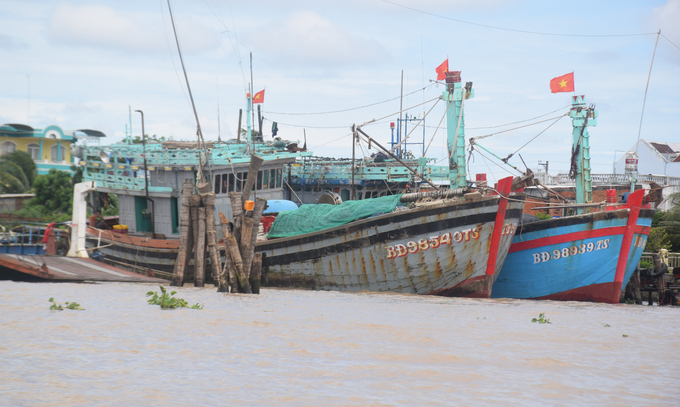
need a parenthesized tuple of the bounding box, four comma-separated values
(267, 194, 403, 238)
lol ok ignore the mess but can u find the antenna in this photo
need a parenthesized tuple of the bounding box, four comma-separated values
(217, 77, 221, 142)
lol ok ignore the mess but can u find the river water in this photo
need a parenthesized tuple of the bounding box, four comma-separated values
(1, 280, 678, 406)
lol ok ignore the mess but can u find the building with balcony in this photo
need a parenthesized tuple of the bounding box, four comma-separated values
(0, 124, 105, 175)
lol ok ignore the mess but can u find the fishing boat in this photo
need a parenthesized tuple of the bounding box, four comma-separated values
(255, 72, 525, 296)
(490, 96, 654, 303)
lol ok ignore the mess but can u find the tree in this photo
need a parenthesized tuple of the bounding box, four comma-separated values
(5, 150, 37, 187)
(658, 192, 680, 252)
(30, 169, 74, 214)
(0, 159, 30, 193)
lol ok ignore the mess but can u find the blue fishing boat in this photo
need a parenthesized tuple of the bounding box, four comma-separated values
(491, 96, 654, 303)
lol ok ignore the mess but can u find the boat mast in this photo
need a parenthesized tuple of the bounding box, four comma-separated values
(166, 0, 206, 183)
(444, 71, 473, 189)
(569, 95, 597, 214)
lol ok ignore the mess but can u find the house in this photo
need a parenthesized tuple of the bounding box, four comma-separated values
(0, 124, 105, 175)
(613, 139, 680, 178)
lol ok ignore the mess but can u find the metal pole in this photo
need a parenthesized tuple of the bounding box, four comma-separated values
(351, 125, 356, 200)
(135, 110, 155, 236)
(399, 70, 404, 159)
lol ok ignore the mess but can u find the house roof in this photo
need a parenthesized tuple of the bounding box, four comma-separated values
(643, 140, 680, 162)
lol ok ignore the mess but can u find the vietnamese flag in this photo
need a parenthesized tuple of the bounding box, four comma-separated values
(549, 72, 575, 93)
(253, 89, 265, 104)
(436, 59, 448, 80)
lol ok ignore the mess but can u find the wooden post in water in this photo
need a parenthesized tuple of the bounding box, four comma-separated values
(228, 192, 243, 245)
(202, 193, 221, 284)
(217, 213, 233, 292)
(241, 155, 264, 207)
(194, 207, 207, 287)
(250, 253, 262, 294)
(171, 182, 195, 286)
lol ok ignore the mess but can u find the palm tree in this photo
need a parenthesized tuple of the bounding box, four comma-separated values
(0, 159, 30, 193)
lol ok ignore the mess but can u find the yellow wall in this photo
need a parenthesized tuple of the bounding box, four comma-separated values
(0, 136, 73, 163)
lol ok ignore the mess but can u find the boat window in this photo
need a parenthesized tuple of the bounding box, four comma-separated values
(276, 168, 282, 188)
(228, 174, 235, 192)
(270, 169, 276, 188)
(292, 185, 302, 192)
(256, 170, 263, 190)
(262, 169, 269, 189)
(235, 172, 243, 192)
(214, 174, 221, 194)
(221, 174, 228, 194)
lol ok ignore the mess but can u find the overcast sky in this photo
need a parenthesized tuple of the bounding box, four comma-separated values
(1, 0, 679, 181)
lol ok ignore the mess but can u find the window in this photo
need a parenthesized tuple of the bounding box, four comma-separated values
(50, 144, 65, 162)
(1, 141, 16, 156)
(262, 169, 269, 189)
(256, 170, 263, 190)
(228, 174, 235, 192)
(221, 175, 228, 194)
(270, 169, 276, 188)
(276, 168, 282, 188)
(27, 143, 40, 161)
(214, 174, 221, 193)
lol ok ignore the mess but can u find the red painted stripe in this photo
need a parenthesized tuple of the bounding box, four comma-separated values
(614, 189, 644, 284)
(634, 225, 651, 235)
(509, 226, 625, 253)
(485, 176, 513, 276)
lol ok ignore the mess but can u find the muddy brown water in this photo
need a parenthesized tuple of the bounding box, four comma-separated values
(1, 281, 678, 406)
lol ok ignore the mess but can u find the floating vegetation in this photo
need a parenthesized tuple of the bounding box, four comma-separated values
(146, 286, 203, 309)
(601, 323, 611, 327)
(623, 334, 629, 338)
(531, 313, 551, 324)
(49, 297, 84, 310)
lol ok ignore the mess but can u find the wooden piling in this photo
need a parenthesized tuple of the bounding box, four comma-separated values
(202, 193, 221, 285)
(241, 155, 264, 207)
(228, 192, 243, 245)
(250, 253, 262, 294)
(171, 182, 194, 287)
(194, 207, 207, 287)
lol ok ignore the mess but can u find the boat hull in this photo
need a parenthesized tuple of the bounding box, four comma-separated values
(492, 193, 653, 304)
(257, 194, 524, 297)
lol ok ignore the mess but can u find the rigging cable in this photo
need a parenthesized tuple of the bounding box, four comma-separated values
(263, 84, 436, 115)
(381, 0, 658, 38)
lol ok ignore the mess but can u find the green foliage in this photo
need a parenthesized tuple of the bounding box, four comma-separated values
(531, 313, 551, 324)
(49, 297, 84, 310)
(639, 260, 653, 269)
(600, 323, 611, 327)
(0, 160, 30, 193)
(70, 164, 83, 184)
(402, 150, 415, 160)
(535, 212, 552, 220)
(644, 228, 671, 253)
(49, 297, 62, 310)
(31, 169, 74, 214)
(146, 285, 203, 310)
(132, 134, 165, 144)
(5, 150, 37, 187)
(655, 192, 680, 252)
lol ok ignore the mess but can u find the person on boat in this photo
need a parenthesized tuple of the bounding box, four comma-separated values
(42, 222, 55, 252)
(89, 211, 106, 229)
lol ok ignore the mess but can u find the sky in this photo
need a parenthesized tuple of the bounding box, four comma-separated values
(1, 0, 679, 182)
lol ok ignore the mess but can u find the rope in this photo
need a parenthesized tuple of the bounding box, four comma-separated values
(506, 115, 566, 161)
(381, 0, 658, 38)
(263, 84, 436, 115)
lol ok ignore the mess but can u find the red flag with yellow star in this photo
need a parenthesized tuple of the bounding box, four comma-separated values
(435, 59, 448, 80)
(253, 89, 265, 104)
(549, 72, 574, 93)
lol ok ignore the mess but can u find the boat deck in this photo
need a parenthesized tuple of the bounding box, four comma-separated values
(0, 253, 167, 283)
